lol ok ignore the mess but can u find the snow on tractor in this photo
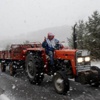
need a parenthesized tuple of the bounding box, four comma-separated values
(0, 42, 100, 94)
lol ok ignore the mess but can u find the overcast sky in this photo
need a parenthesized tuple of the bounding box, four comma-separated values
(0, 0, 100, 39)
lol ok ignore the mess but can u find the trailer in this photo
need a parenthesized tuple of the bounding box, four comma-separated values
(0, 42, 42, 75)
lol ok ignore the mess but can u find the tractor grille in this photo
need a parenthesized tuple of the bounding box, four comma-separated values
(76, 50, 91, 72)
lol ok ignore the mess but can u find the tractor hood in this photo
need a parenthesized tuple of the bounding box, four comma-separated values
(54, 49, 77, 59)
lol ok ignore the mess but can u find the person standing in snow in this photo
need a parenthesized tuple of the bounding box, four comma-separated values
(42, 33, 60, 66)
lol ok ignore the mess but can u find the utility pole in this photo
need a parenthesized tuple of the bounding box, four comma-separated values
(73, 23, 77, 49)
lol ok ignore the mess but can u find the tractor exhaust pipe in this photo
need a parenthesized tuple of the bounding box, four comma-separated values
(73, 23, 77, 49)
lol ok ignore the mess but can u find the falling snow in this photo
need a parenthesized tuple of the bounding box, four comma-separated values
(12, 84, 16, 89)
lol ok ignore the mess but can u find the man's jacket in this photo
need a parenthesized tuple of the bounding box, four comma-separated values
(42, 38, 59, 54)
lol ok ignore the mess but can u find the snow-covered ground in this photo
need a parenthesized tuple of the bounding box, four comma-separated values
(0, 61, 100, 100)
(0, 94, 10, 100)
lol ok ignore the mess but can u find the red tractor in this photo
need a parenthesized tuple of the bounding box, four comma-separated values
(0, 42, 100, 94)
(25, 46, 100, 94)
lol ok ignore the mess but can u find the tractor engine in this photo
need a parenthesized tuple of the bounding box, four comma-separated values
(54, 59, 72, 76)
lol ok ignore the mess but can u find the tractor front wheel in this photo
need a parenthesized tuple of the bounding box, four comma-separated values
(53, 71, 69, 94)
(89, 66, 100, 87)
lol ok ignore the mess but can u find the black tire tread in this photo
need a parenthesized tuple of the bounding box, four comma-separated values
(25, 53, 44, 85)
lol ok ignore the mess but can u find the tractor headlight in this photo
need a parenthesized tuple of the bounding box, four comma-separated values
(77, 57, 84, 63)
(85, 57, 90, 62)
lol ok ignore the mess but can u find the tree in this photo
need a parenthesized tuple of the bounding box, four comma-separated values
(75, 20, 87, 49)
(68, 20, 87, 49)
(68, 11, 100, 59)
(86, 11, 100, 59)
(67, 35, 74, 49)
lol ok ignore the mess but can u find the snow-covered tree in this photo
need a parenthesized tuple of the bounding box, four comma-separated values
(67, 34, 74, 49)
(86, 11, 100, 59)
(68, 20, 87, 49)
(75, 20, 87, 49)
(68, 11, 100, 59)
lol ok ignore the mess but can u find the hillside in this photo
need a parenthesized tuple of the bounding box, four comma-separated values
(0, 25, 72, 50)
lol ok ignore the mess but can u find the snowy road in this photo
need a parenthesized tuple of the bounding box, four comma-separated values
(0, 63, 100, 100)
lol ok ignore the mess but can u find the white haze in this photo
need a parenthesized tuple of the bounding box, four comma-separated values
(0, 25, 72, 49)
(0, 0, 100, 49)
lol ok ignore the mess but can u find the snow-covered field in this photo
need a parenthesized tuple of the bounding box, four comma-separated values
(0, 61, 100, 100)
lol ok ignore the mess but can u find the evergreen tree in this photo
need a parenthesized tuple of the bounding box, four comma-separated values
(68, 20, 87, 49)
(67, 35, 74, 48)
(75, 20, 87, 49)
(86, 11, 100, 59)
(68, 11, 100, 59)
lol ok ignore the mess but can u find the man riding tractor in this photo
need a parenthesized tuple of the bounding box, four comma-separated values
(25, 33, 100, 94)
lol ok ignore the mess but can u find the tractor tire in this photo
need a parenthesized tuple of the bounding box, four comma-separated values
(9, 63, 16, 76)
(91, 66, 100, 73)
(53, 71, 69, 94)
(1, 62, 6, 72)
(89, 66, 100, 87)
(25, 53, 44, 85)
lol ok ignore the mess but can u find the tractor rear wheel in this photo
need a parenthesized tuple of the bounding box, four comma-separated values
(53, 71, 69, 94)
(1, 62, 6, 72)
(25, 53, 44, 85)
(9, 63, 16, 76)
